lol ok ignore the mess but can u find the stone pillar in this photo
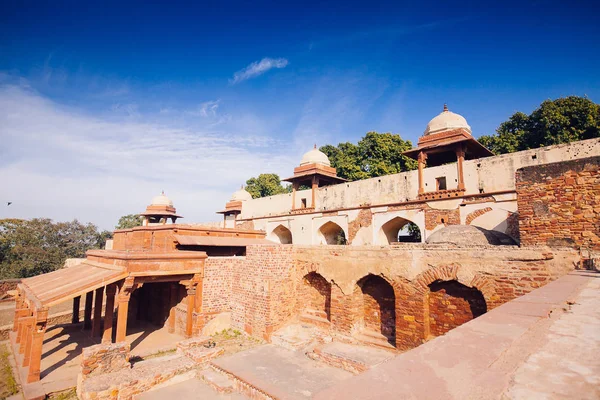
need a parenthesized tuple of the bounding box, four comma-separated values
(92, 286, 105, 337)
(14, 308, 30, 338)
(417, 151, 427, 194)
(19, 316, 34, 356)
(456, 145, 466, 190)
(168, 283, 178, 334)
(291, 182, 299, 210)
(116, 279, 134, 343)
(311, 176, 319, 208)
(27, 308, 48, 383)
(72, 296, 81, 324)
(102, 284, 117, 343)
(84, 291, 94, 330)
(185, 287, 196, 338)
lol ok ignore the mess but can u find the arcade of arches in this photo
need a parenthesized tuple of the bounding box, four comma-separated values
(379, 217, 422, 244)
(294, 269, 488, 350)
(270, 225, 293, 244)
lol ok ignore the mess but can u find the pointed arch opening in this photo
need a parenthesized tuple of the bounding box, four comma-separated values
(318, 221, 347, 245)
(270, 224, 293, 244)
(298, 272, 331, 324)
(427, 280, 487, 337)
(379, 217, 422, 244)
(356, 274, 396, 346)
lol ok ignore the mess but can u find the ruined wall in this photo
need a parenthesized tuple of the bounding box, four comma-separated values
(293, 245, 577, 350)
(228, 245, 294, 340)
(517, 156, 600, 250)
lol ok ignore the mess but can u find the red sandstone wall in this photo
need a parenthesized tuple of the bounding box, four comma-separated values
(517, 156, 599, 250)
(203, 257, 242, 315)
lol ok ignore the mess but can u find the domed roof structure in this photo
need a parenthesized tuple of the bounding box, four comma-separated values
(300, 145, 331, 167)
(426, 225, 517, 246)
(151, 191, 174, 207)
(424, 104, 472, 136)
(231, 187, 252, 202)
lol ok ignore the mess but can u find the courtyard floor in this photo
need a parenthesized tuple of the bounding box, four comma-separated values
(38, 321, 184, 395)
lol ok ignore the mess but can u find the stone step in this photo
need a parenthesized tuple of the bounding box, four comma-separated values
(184, 346, 225, 363)
(199, 369, 235, 394)
(353, 330, 396, 350)
(307, 342, 395, 375)
(299, 313, 331, 329)
(270, 323, 321, 351)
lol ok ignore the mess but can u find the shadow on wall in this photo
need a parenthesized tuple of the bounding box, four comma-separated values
(318, 221, 347, 245)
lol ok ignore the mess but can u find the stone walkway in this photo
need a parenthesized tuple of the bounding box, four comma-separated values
(314, 271, 600, 399)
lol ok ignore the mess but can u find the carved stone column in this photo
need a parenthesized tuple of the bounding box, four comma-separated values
(116, 278, 135, 343)
(102, 284, 117, 343)
(185, 286, 195, 338)
(92, 286, 105, 337)
(84, 291, 94, 330)
(417, 151, 428, 194)
(72, 296, 81, 324)
(26, 308, 48, 383)
(456, 145, 466, 190)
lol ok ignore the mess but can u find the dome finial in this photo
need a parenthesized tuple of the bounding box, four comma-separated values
(314, 143, 317, 149)
(443, 104, 448, 112)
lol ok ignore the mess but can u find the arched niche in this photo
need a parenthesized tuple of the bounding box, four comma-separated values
(269, 224, 292, 244)
(379, 216, 422, 244)
(318, 221, 347, 245)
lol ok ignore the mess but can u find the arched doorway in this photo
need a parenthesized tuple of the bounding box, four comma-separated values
(357, 275, 396, 346)
(299, 272, 331, 323)
(379, 217, 422, 244)
(427, 280, 486, 337)
(270, 224, 293, 244)
(318, 221, 347, 245)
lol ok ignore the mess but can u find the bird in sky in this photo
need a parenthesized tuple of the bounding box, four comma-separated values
(7, 202, 12, 206)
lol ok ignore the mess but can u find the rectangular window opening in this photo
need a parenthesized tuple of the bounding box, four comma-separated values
(436, 177, 447, 191)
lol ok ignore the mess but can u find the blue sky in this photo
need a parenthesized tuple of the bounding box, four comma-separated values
(1, 0, 599, 229)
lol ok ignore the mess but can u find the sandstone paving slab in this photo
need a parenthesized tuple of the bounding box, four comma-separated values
(317, 342, 394, 367)
(504, 277, 600, 400)
(212, 344, 353, 400)
(136, 377, 249, 400)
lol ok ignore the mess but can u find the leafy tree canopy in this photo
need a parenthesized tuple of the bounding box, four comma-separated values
(245, 174, 291, 199)
(0, 218, 110, 279)
(115, 214, 143, 230)
(321, 131, 417, 181)
(479, 96, 600, 154)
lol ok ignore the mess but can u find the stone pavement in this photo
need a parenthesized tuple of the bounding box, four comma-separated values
(314, 270, 600, 400)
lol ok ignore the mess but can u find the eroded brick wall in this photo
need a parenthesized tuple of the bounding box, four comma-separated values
(427, 280, 486, 337)
(517, 156, 600, 249)
(359, 275, 395, 341)
(297, 272, 331, 319)
(424, 207, 460, 230)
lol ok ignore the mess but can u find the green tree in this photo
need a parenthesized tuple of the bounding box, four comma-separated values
(320, 131, 417, 181)
(0, 218, 108, 279)
(479, 96, 600, 154)
(245, 174, 291, 199)
(115, 214, 143, 230)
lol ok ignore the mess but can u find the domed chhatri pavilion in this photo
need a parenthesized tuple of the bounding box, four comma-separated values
(140, 191, 182, 225)
(283, 144, 346, 212)
(403, 104, 493, 200)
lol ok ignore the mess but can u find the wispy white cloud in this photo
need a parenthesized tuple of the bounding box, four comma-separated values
(0, 83, 295, 230)
(186, 99, 221, 117)
(230, 57, 288, 85)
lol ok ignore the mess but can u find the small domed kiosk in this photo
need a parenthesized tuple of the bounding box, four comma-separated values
(140, 191, 182, 225)
(403, 105, 493, 200)
(283, 145, 347, 212)
(217, 186, 253, 228)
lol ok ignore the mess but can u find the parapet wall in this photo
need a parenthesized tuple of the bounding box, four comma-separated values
(517, 156, 600, 250)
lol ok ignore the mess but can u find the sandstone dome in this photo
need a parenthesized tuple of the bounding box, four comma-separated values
(231, 187, 252, 201)
(426, 225, 516, 246)
(300, 146, 331, 167)
(151, 192, 173, 207)
(424, 105, 472, 136)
